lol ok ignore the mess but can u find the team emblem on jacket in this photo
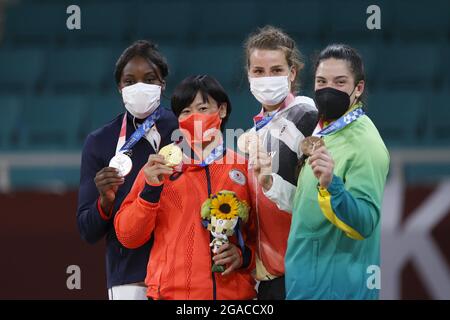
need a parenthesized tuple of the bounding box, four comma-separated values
(229, 169, 246, 186)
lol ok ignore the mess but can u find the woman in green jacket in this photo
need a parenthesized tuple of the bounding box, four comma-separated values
(287, 44, 389, 299)
(256, 44, 389, 299)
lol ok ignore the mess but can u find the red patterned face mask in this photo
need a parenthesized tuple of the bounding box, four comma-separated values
(179, 112, 222, 146)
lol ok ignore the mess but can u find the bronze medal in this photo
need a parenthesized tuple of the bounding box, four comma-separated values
(300, 136, 325, 157)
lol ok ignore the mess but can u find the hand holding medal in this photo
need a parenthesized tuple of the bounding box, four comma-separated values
(237, 132, 264, 169)
(238, 132, 273, 191)
(302, 106, 365, 188)
(304, 137, 335, 189)
(158, 144, 183, 167)
(142, 144, 182, 185)
(109, 152, 133, 177)
(300, 136, 325, 157)
(94, 166, 125, 215)
(110, 107, 163, 181)
(237, 132, 261, 155)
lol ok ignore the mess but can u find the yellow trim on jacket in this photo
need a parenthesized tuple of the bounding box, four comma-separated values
(317, 187, 364, 240)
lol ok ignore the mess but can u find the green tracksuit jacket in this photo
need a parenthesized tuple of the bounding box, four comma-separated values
(285, 110, 389, 300)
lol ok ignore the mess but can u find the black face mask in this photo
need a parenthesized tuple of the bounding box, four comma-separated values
(314, 87, 355, 121)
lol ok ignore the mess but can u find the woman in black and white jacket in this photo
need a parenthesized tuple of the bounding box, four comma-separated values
(242, 25, 318, 300)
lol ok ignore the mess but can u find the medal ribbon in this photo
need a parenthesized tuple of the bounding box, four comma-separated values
(254, 111, 279, 131)
(315, 105, 365, 137)
(253, 93, 294, 132)
(199, 143, 224, 167)
(115, 114, 128, 154)
(115, 108, 161, 155)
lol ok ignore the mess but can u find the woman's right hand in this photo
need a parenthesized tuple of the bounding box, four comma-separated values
(250, 149, 273, 191)
(94, 167, 125, 214)
(143, 154, 174, 185)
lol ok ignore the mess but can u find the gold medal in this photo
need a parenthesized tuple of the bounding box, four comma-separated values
(300, 136, 325, 157)
(158, 144, 183, 167)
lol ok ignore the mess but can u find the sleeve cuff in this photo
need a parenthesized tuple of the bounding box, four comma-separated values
(262, 173, 280, 198)
(97, 198, 113, 221)
(262, 173, 295, 213)
(322, 174, 345, 196)
(139, 183, 164, 203)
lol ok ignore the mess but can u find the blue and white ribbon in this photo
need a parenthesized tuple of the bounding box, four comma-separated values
(316, 107, 365, 137)
(200, 143, 224, 167)
(254, 112, 278, 131)
(119, 107, 161, 153)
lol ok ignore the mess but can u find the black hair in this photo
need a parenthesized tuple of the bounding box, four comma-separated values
(171, 75, 232, 131)
(114, 40, 169, 85)
(314, 44, 366, 103)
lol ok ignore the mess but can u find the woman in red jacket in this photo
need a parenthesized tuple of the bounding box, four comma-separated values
(115, 75, 256, 300)
(243, 25, 317, 300)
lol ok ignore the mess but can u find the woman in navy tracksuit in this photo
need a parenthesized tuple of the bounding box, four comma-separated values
(77, 40, 178, 299)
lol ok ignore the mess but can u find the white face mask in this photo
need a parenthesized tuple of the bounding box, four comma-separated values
(121, 82, 161, 119)
(249, 75, 290, 106)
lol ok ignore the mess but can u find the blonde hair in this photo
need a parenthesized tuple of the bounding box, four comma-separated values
(244, 25, 304, 93)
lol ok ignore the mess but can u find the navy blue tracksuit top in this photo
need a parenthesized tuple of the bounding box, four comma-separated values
(77, 107, 178, 289)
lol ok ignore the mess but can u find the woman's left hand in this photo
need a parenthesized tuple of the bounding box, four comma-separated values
(213, 243, 243, 276)
(309, 146, 335, 189)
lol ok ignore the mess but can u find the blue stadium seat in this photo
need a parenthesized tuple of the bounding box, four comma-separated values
(179, 45, 243, 91)
(425, 92, 450, 145)
(296, 40, 322, 63)
(443, 43, 450, 90)
(366, 90, 427, 146)
(0, 96, 22, 150)
(195, 1, 258, 42)
(376, 44, 440, 90)
(11, 167, 81, 190)
(45, 47, 115, 94)
(157, 43, 184, 91)
(325, 0, 391, 41)
(259, 0, 322, 40)
(405, 164, 450, 184)
(3, 2, 66, 46)
(63, 2, 133, 45)
(227, 90, 261, 132)
(0, 48, 46, 94)
(352, 41, 381, 89)
(135, 1, 193, 43)
(19, 95, 87, 150)
(85, 94, 124, 135)
(392, 0, 450, 41)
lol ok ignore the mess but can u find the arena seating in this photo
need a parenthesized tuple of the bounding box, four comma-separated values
(0, 0, 449, 189)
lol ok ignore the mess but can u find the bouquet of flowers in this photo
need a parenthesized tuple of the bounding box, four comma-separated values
(201, 190, 250, 272)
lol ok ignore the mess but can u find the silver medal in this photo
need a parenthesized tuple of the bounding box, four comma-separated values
(109, 153, 133, 177)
